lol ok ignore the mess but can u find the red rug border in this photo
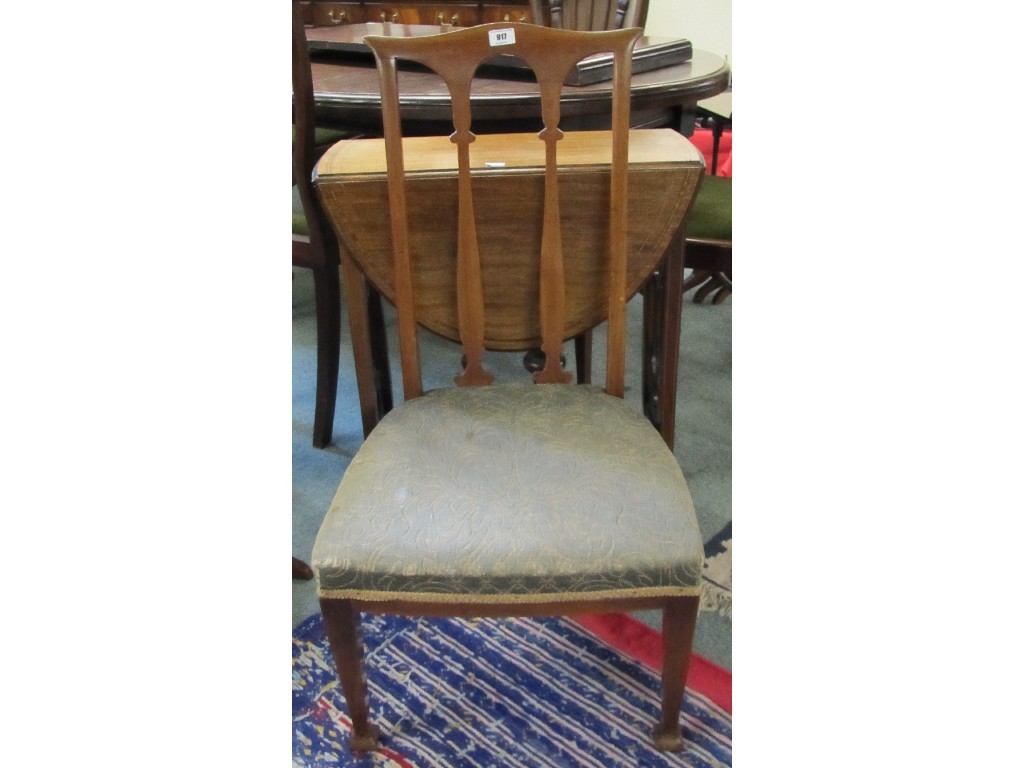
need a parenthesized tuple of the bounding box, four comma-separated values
(574, 613, 731, 714)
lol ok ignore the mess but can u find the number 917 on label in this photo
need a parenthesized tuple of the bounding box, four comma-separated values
(488, 28, 516, 47)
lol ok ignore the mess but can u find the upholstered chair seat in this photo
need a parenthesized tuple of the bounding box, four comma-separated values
(313, 384, 704, 603)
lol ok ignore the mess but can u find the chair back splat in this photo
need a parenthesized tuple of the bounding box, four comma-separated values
(371, 23, 638, 397)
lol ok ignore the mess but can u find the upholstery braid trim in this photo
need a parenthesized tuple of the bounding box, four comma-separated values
(317, 584, 701, 603)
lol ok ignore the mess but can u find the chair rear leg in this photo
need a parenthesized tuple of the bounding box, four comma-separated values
(653, 595, 700, 751)
(319, 599, 381, 752)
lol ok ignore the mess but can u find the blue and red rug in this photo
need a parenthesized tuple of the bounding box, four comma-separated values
(293, 612, 731, 767)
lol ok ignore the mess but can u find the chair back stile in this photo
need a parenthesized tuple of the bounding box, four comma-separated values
(364, 24, 641, 400)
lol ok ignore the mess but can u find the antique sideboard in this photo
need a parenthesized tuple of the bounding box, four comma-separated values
(299, 1, 644, 28)
(300, 1, 532, 26)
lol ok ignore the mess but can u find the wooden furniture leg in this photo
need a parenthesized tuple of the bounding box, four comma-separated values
(642, 227, 685, 449)
(311, 262, 342, 448)
(681, 268, 712, 295)
(573, 329, 592, 384)
(657, 228, 686, 449)
(641, 266, 664, 431)
(653, 595, 700, 751)
(320, 599, 381, 751)
(366, 286, 393, 419)
(292, 557, 314, 580)
(341, 245, 392, 437)
(683, 269, 732, 304)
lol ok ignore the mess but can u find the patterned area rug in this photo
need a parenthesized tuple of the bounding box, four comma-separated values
(293, 613, 731, 767)
(700, 523, 732, 620)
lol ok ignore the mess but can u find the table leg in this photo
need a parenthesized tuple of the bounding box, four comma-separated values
(674, 106, 698, 137)
(642, 227, 685, 450)
(642, 265, 663, 432)
(711, 118, 722, 176)
(573, 330, 592, 385)
(340, 244, 389, 437)
(658, 227, 686, 450)
(366, 286, 393, 418)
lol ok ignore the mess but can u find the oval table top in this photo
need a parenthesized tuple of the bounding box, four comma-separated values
(311, 47, 730, 132)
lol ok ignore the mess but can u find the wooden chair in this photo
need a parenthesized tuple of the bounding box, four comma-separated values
(310, 22, 706, 753)
(529, 0, 649, 29)
(292, 0, 392, 448)
(681, 174, 731, 303)
(292, 1, 342, 450)
(683, 94, 732, 303)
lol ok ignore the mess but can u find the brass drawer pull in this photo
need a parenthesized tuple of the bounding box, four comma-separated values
(327, 9, 347, 24)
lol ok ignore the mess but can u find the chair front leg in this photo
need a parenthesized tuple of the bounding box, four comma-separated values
(319, 599, 380, 752)
(653, 595, 700, 752)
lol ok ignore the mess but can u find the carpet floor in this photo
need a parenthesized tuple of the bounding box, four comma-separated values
(293, 612, 732, 767)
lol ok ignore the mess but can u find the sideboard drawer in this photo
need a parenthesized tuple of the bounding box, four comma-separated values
(362, 3, 481, 25)
(312, 2, 366, 24)
(479, 4, 535, 23)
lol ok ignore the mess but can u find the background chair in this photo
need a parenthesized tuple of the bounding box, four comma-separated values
(529, 0, 649, 29)
(682, 94, 732, 303)
(293, 2, 392, 448)
(681, 173, 731, 303)
(311, 22, 706, 753)
(292, 3, 343, 450)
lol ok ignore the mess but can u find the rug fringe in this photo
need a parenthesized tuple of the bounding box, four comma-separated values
(700, 584, 732, 619)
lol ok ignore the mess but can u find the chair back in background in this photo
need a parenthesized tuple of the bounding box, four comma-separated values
(528, 0, 649, 30)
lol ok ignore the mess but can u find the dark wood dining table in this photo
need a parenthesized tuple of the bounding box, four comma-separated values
(310, 24, 730, 137)
(308, 25, 730, 450)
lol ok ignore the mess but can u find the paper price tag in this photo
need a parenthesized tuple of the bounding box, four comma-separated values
(488, 28, 516, 47)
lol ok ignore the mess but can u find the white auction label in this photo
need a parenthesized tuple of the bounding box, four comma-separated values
(488, 28, 516, 47)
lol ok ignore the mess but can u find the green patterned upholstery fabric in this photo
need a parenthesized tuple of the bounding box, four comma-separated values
(313, 384, 704, 603)
(687, 175, 731, 241)
(292, 186, 308, 237)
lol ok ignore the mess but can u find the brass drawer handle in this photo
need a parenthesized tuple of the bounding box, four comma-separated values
(327, 9, 347, 24)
